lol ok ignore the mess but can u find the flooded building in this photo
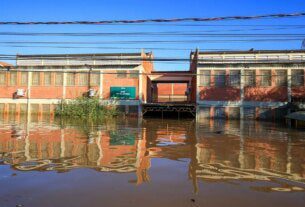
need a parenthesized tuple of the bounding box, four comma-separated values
(0, 49, 305, 120)
(192, 50, 305, 120)
(0, 52, 153, 115)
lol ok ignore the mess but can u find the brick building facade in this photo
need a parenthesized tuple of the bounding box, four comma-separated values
(1, 49, 305, 120)
(0, 52, 153, 115)
(193, 50, 305, 120)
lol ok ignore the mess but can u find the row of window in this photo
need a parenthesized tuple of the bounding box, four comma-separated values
(0, 72, 101, 86)
(199, 69, 305, 87)
(0, 70, 139, 86)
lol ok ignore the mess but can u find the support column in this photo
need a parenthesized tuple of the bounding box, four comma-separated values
(287, 68, 292, 103)
(196, 69, 200, 104)
(138, 67, 143, 118)
(27, 71, 32, 121)
(240, 68, 245, 119)
(62, 71, 67, 99)
(60, 129, 65, 158)
(99, 70, 103, 99)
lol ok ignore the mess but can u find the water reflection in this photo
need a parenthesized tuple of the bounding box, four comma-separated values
(0, 115, 305, 194)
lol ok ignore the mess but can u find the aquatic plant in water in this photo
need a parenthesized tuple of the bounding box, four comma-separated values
(55, 97, 118, 120)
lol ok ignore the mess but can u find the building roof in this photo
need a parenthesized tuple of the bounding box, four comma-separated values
(16, 52, 153, 67)
(0, 61, 13, 68)
(192, 49, 305, 55)
(16, 52, 149, 58)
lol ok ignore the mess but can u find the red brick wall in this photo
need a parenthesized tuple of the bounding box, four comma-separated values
(157, 83, 187, 95)
(0, 72, 28, 99)
(244, 87, 288, 102)
(31, 87, 63, 99)
(292, 87, 305, 98)
(102, 72, 139, 99)
(199, 86, 241, 101)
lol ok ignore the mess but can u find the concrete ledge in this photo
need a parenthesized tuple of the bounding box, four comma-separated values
(197, 100, 288, 107)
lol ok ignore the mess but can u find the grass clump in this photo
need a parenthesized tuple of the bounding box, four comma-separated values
(55, 97, 118, 120)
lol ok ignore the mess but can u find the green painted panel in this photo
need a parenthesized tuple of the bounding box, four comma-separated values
(110, 87, 136, 99)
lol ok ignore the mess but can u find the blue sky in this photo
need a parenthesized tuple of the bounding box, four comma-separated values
(1, 0, 305, 70)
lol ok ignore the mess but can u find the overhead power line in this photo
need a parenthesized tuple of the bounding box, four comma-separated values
(0, 32, 305, 37)
(0, 12, 305, 25)
(0, 39, 303, 45)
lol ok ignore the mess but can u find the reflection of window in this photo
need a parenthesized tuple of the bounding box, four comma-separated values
(275, 70, 287, 86)
(55, 72, 63, 86)
(0, 72, 6, 85)
(9, 72, 17, 86)
(292, 70, 304, 86)
(200, 70, 210, 86)
(66, 73, 76, 86)
(90, 73, 100, 86)
(20, 72, 28, 86)
(214, 70, 226, 87)
(32, 72, 40, 86)
(117, 70, 127, 78)
(79, 73, 89, 86)
(244, 70, 255, 87)
(129, 70, 139, 78)
(229, 70, 240, 87)
(44, 72, 52, 86)
(260, 70, 271, 87)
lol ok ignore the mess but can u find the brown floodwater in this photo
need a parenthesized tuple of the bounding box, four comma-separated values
(0, 115, 305, 207)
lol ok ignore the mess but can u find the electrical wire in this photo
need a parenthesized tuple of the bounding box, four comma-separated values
(1, 12, 305, 25)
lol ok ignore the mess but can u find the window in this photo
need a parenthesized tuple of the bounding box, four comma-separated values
(9, 72, 17, 86)
(229, 70, 240, 87)
(79, 73, 89, 86)
(42, 104, 50, 113)
(244, 70, 255, 87)
(55, 72, 63, 86)
(260, 70, 271, 87)
(90, 73, 100, 86)
(275, 70, 287, 86)
(66, 73, 76, 86)
(214, 70, 226, 87)
(20, 72, 28, 86)
(117, 70, 127, 78)
(292, 70, 304, 87)
(44, 72, 52, 86)
(200, 70, 210, 86)
(129, 70, 139, 78)
(0, 72, 6, 85)
(32, 72, 40, 86)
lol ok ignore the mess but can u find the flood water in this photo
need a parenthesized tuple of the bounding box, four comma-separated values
(0, 115, 305, 207)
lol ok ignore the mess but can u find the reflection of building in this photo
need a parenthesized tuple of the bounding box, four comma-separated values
(190, 120, 305, 192)
(0, 117, 150, 185)
(0, 116, 304, 191)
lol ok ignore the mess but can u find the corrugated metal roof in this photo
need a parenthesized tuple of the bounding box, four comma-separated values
(193, 49, 305, 55)
(17, 52, 145, 58)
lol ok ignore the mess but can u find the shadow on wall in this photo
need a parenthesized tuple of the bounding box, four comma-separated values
(244, 87, 288, 102)
(199, 87, 241, 101)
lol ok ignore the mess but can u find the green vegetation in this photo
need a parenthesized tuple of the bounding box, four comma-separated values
(55, 97, 118, 120)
